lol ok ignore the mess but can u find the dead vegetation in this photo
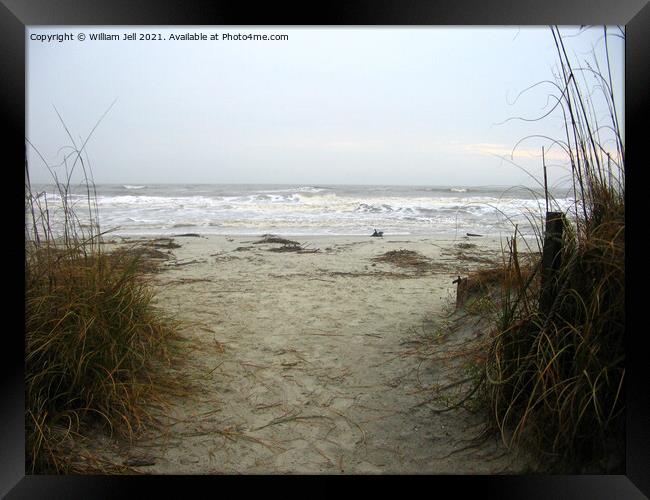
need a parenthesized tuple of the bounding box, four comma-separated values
(254, 234, 320, 254)
(101, 245, 172, 274)
(328, 270, 418, 279)
(373, 249, 438, 271)
(121, 237, 182, 249)
(254, 235, 300, 246)
(151, 238, 182, 249)
(107, 238, 182, 273)
(268, 244, 319, 254)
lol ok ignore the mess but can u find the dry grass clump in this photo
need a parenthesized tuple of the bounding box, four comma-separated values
(466, 247, 538, 296)
(479, 204, 624, 472)
(373, 249, 432, 270)
(254, 235, 319, 253)
(26, 247, 180, 473)
(466, 26, 625, 473)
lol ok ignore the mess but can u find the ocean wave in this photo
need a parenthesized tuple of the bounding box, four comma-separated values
(31, 184, 574, 238)
(294, 186, 327, 193)
(356, 203, 391, 214)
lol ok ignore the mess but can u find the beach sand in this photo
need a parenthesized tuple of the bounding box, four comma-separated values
(90, 233, 536, 474)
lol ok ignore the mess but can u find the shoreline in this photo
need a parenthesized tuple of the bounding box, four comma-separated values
(107, 229, 540, 242)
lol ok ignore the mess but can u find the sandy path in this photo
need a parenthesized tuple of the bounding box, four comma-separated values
(94, 234, 531, 474)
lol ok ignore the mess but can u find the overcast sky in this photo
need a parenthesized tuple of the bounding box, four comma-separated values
(26, 26, 624, 187)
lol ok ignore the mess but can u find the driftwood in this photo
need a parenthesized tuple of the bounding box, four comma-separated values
(466, 233, 483, 237)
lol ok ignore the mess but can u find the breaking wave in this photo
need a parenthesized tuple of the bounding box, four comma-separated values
(28, 183, 573, 237)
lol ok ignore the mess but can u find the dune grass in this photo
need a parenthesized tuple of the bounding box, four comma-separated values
(25, 245, 181, 473)
(25, 115, 181, 473)
(461, 26, 625, 472)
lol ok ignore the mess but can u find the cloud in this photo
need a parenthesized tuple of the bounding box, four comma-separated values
(463, 142, 548, 159)
(461, 141, 621, 165)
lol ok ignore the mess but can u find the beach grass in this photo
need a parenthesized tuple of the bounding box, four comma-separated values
(25, 123, 181, 473)
(462, 26, 625, 472)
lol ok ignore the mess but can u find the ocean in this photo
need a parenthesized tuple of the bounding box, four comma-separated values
(27, 183, 575, 239)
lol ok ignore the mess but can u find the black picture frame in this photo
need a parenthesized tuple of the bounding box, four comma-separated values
(3, 1, 648, 498)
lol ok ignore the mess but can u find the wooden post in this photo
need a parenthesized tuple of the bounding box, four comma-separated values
(539, 211, 565, 315)
(453, 276, 469, 309)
